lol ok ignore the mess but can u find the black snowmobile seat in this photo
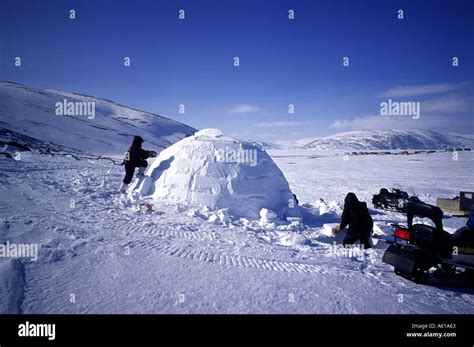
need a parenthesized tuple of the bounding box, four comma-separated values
(452, 226, 474, 252)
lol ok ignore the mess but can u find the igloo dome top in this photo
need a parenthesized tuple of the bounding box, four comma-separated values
(136, 128, 301, 220)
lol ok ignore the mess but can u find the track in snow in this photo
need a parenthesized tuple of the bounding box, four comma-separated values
(123, 228, 357, 277)
(115, 221, 215, 242)
(160, 244, 356, 276)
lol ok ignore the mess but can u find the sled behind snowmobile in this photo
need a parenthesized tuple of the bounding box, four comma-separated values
(372, 188, 422, 213)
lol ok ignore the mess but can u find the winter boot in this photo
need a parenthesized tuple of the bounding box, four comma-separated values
(119, 182, 129, 193)
(136, 167, 146, 178)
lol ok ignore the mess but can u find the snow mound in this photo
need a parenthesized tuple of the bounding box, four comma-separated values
(0, 260, 25, 313)
(138, 129, 301, 220)
(278, 232, 307, 247)
(194, 128, 223, 138)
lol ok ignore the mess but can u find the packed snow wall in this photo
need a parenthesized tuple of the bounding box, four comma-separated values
(137, 128, 302, 220)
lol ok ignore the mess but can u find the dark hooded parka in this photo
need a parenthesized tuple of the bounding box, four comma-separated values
(340, 192, 373, 249)
(122, 136, 150, 184)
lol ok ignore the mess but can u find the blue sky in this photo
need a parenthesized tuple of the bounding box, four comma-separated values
(1, 0, 473, 142)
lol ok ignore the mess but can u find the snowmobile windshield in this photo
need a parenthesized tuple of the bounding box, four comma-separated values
(404, 186, 418, 198)
(392, 184, 417, 198)
(407, 202, 443, 231)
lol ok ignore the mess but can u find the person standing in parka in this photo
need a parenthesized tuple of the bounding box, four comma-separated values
(339, 192, 374, 249)
(119, 136, 156, 193)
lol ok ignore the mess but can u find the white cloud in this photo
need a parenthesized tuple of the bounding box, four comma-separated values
(253, 121, 311, 128)
(381, 82, 469, 97)
(422, 94, 473, 113)
(228, 104, 264, 114)
(330, 115, 382, 129)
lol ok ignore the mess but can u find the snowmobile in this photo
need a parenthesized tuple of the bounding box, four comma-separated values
(382, 202, 474, 285)
(372, 188, 422, 212)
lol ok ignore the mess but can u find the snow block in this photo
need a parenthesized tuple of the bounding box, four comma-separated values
(260, 208, 278, 223)
(137, 176, 153, 197)
(137, 128, 302, 220)
(322, 223, 339, 237)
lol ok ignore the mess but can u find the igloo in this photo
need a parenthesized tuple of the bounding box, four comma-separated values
(136, 128, 302, 220)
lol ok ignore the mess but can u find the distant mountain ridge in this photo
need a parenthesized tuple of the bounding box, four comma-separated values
(303, 129, 474, 150)
(245, 139, 281, 150)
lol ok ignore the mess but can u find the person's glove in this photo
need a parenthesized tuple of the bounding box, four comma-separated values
(148, 151, 157, 158)
(333, 225, 341, 234)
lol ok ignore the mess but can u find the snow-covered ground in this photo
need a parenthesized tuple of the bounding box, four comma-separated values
(1, 148, 473, 314)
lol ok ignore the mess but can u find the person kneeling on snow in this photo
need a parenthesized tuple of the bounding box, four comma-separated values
(337, 192, 373, 249)
(119, 136, 156, 193)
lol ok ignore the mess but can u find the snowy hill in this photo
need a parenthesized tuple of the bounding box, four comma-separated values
(303, 129, 474, 150)
(0, 81, 196, 156)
